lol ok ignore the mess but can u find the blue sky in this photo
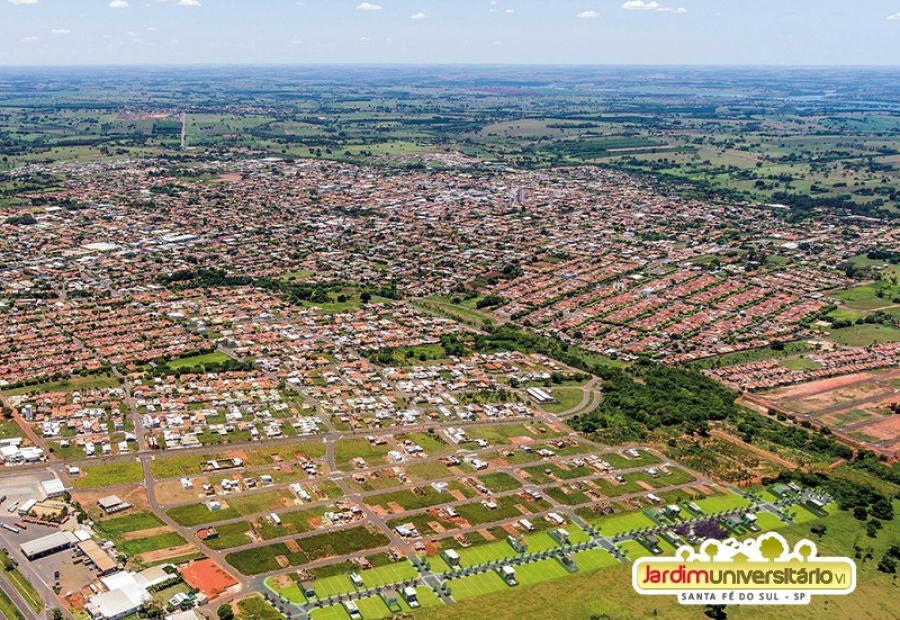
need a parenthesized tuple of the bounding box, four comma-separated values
(2, 0, 900, 66)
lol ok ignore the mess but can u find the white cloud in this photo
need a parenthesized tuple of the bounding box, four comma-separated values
(577, 10, 600, 19)
(8, 0, 38, 5)
(504, 8, 514, 13)
(622, 0, 686, 13)
(410, 12, 427, 20)
(360, 36, 371, 42)
(356, 2, 382, 10)
(22, 35, 40, 41)
(176, 0, 201, 6)
(50, 28, 71, 34)
(888, 12, 900, 20)
(109, 0, 128, 8)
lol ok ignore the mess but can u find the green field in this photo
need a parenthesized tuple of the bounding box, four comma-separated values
(96, 512, 164, 535)
(119, 532, 187, 557)
(449, 571, 510, 601)
(227, 526, 390, 576)
(313, 561, 419, 597)
(417, 503, 899, 620)
(203, 521, 253, 550)
(71, 461, 144, 489)
(591, 511, 657, 536)
(0, 419, 23, 440)
(309, 587, 442, 620)
(1, 373, 121, 397)
(828, 324, 900, 346)
(781, 358, 822, 371)
(541, 388, 585, 414)
(236, 595, 283, 620)
(690, 491, 753, 513)
(689, 341, 812, 370)
(166, 351, 232, 369)
(478, 472, 521, 493)
(168, 502, 241, 526)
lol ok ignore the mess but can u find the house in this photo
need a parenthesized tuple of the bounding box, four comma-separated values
(498, 565, 518, 586)
(98, 496, 132, 514)
(401, 586, 419, 608)
(342, 600, 362, 620)
(549, 528, 570, 545)
(380, 588, 402, 613)
(557, 554, 578, 573)
(197, 527, 219, 541)
(441, 549, 460, 567)
(507, 535, 527, 553)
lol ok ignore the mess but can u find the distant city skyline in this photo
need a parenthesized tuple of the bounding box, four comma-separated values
(2, 0, 900, 66)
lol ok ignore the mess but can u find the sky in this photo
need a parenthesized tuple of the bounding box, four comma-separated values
(2, 0, 900, 66)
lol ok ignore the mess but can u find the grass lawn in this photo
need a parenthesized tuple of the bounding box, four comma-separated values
(753, 511, 788, 532)
(203, 521, 253, 550)
(0, 418, 24, 440)
(96, 512, 163, 536)
(265, 577, 306, 604)
(600, 451, 661, 469)
(591, 511, 656, 536)
(366, 484, 469, 512)
(540, 388, 585, 414)
(458, 540, 520, 567)
(573, 548, 620, 571)
(334, 437, 393, 469)
(71, 461, 144, 489)
(691, 491, 752, 514)
(168, 502, 240, 527)
(236, 595, 283, 620)
(257, 506, 327, 540)
(689, 340, 811, 370)
(120, 531, 187, 556)
(227, 490, 294, 516)
(150, 452, 228, 478)
(830, 284, 898, 310)
(616, 538, 677, 561)
(311, 588, 442, 620)
(282, 269, 315, 281)
(781, 358, 822, 371)
(785, 504, 821, 523)
(478, 472, 521, 493)
(449, 571, 509, 601)
(513, 558, 571, 586)
(1, 373, 121, 397)
(828, 324, 900, 346)
(166, 351, 231, 369)
(310, 561, 419, 596)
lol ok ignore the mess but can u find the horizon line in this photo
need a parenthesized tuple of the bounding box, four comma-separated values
(1, 62, 900, 70)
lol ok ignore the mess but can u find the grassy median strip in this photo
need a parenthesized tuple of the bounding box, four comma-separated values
(0, 586, 26, 620)
(0, 551, 42, 613)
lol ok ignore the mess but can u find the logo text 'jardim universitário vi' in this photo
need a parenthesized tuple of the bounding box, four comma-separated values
(632, 532, 856, 605)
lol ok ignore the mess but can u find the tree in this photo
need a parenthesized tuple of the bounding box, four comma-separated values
(217, 605, 235, 620)
(877, 556, 897, 574)
(360, 291, 372, 304)
(52, 610, 64, 620)
(704, 605, 728, 620)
